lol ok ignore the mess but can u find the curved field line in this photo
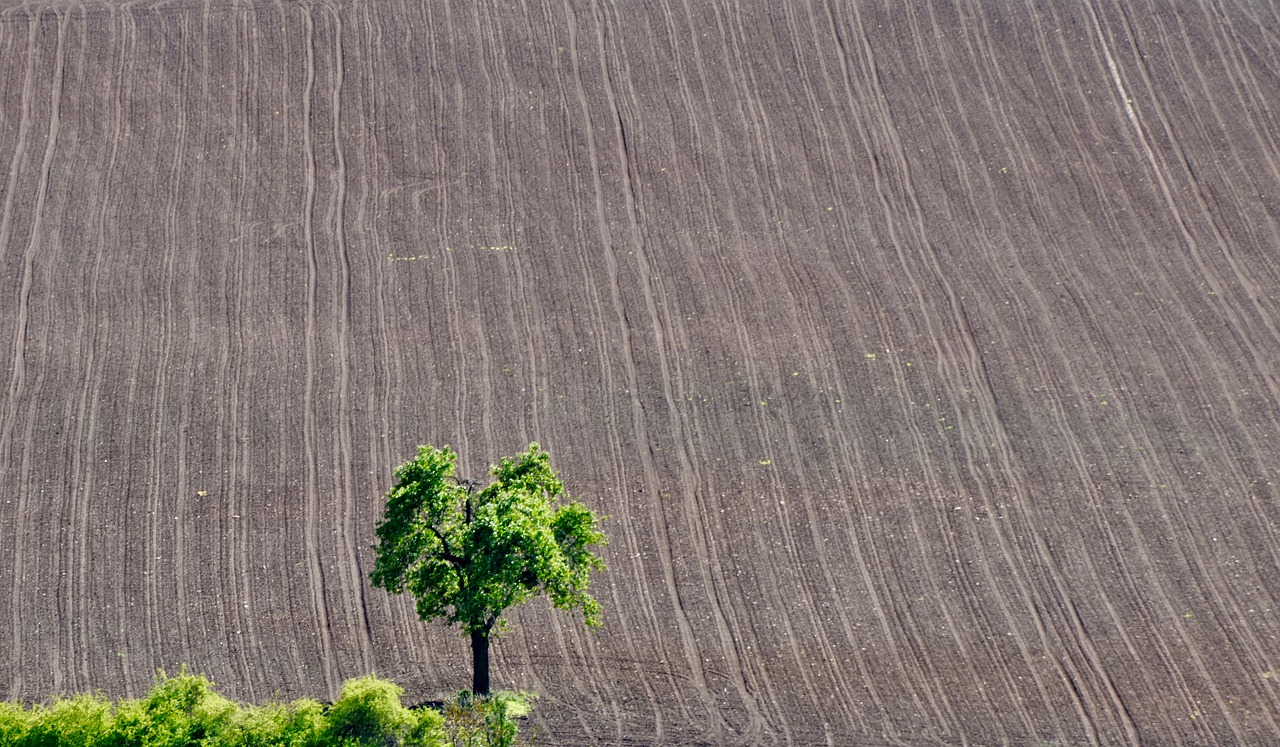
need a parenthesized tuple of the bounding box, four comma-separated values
(323, 0, 375, 674)
(897, 3, 1060, 736)
(811, 3, 1006, 735)
(0, 10, 38, 277)
(99, 3, 138, 693)
(717, 3, 943, 736)
(298, 4, 339, 696)
(561, 0, 721, 738)
(817, 3, 1149, 741)
(5, 2, 1280, 743)
(658, 0, 825, 735)
(171, 4, 199, 673)
(705, 54, 859, 747)
(536, 4, 674, 731)
(6, 8, 69, 696)
(774, 4, 941, 735)
(1102, 5, 1280, 729)
(0, 9, 40, 701)
(1087, 1, 1280, 405)
(144, 2, 186, 678)
(1183, 2, 1280, 248)
(225, 2, 261, 696)
(593, 1, 770, 740)
(62, 4, 107, 694)
(925, 2, 1161, 733)
(947, 2, 1218, 711)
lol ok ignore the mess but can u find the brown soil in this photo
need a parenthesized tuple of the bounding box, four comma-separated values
(2, 1, 1279, 744)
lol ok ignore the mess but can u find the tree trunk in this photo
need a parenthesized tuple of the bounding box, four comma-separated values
(471, 628, 490, 696)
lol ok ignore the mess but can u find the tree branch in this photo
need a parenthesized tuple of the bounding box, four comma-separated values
(428, 524, 464, 567)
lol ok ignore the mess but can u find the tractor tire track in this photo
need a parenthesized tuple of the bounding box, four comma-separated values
(6, 8, 69, 696)
(0, 9, 42, 701)
(225, 2, 261, 695)
(322, 0, 375, 675)
(298, 4, 339, 696)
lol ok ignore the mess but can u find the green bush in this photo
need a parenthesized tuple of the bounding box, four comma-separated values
(0, 702, 30, 745)
(204, 698, 327, 747)
(324, 675, 443, 747)
(21, 693, 116, 747)
(0, 671, 455, 747)
(109, 669, 238, 747)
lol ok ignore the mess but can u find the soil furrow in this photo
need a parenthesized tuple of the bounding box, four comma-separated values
(1, 17, 48, 697)
(297, 5, 338, 696)
(323, 0, 374, 674)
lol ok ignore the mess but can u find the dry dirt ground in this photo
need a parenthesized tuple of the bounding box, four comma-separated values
(2, 0, 1280, 744)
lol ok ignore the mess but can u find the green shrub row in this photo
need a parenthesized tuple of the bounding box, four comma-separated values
(0, 670, 533, 747)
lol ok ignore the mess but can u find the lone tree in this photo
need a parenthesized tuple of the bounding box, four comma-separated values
(370, 442, 607, 696)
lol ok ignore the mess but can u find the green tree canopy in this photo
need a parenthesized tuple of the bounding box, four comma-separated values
(370, 442, 607, 695)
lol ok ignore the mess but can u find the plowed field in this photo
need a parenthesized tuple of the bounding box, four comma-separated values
(3, 1, 1280, 744)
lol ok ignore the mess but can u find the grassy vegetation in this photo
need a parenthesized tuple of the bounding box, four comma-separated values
(0, 670, 534, 746)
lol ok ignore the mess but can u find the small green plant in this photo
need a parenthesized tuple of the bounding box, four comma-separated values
(440, 690, 537, 747)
